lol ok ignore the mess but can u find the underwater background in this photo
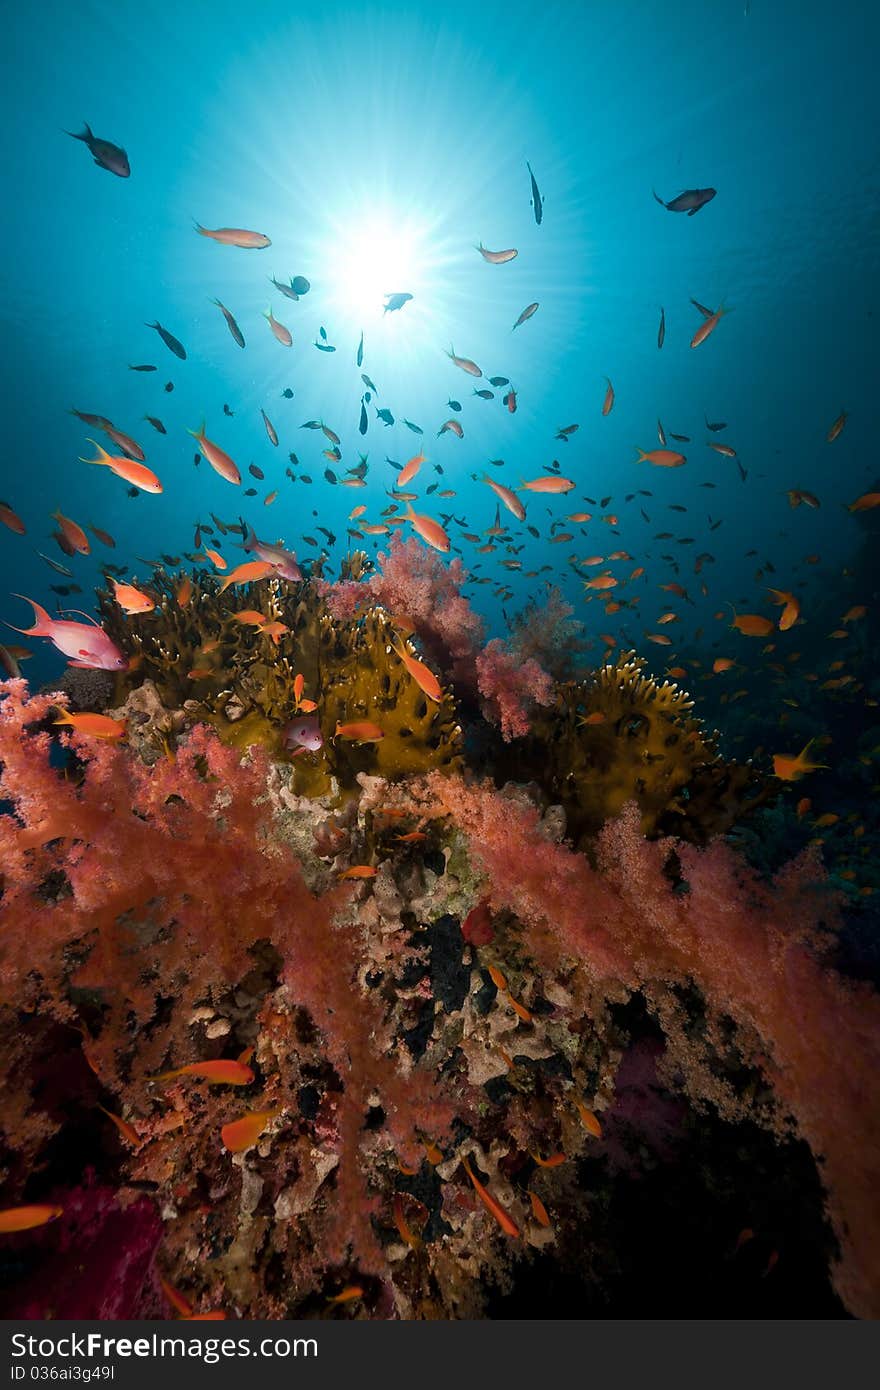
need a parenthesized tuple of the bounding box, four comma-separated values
(1, 0, 879, 1322)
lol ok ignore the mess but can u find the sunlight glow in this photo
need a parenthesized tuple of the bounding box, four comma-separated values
(329, 213, 423, 319)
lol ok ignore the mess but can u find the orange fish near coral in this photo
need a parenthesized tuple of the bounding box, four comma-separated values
(404, 504, 450, 553)
(339, 865, 377, 880)
(217, 560, 275, 592)
(98, 1105, 143, 1148)
(729, 608, 774, 638)
(111, 578, 155, 614)
(772, 742, 828, 782)
(461, 1155, 520, 1238)
(767, 588, 800, 631)
(54, 710, 127, 740)
(483, 475, 526, 521)
(151, 1060, 255, 1085)
(52, 509, 90, 554)
(221, 1108, 278, 1154)
(635, 448, 686, 468)
(391, 636, 443, 702)
(335, 721, 384, 742)
(0, 1205, 64, 1233)
(573, 1100, 603, 1137)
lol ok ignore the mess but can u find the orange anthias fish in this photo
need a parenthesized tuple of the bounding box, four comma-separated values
(54, 710, 127, 740)
(445, 346, 482, 377)
(81, 440, 162, 493)
(52, 509, 90, 554)
(461, 1155, 520, 1238)
(520, 476, 575, 493)
(602, 378, 614, 416)
(729, 608, 774, 637)
(767, 588, 800, 631)
(636, 447, 686, 468)
(391, 636, 443, 702)
(786, 489, 820, 509)
(264, 307, 293, 346)
(397, 452, 426, 488)
(530, 1151, 567, 1168)
(339, 865, 377, 880)
(690, 302, 730, 348)
(217, 560, 275, 592)
(848, 492, 880, 512)
(713, 657, 735, 674)
(483, 476, 526, 519)
(826, 409, 847, 442)
(220, 1108, 278, 1154)
(772, 741, 828, 782)
(188, 422, 241, 485)
(0, 502, 26, 534)
(176, 575, 193, 607)
(151, 1060, 255, 1085)
(98, 1104, 143, 1148)
(204, 548, 227, 569)
(335, 721, 384, 742)
(111, 578, 155, 614)
(195, 223, 271, 249)
(327, 1286, 363, 1305)
(404, 504, 450, 553)
(392, 1191, 429, 1250)
(528, 1190, 552, 1228)
(573, 1100, 603, 1138)
(0, 1205, 64, 1233)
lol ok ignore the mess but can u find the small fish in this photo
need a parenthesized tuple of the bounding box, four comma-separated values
(437, 419, 464, 438)
(772, 741, 827, 782)
(359, 401, 368, 435)
(653, 186, 716, 215)
(447, 399, 462, 411)
(512, 302, 539, 330)
(445, 346, 482, 377)
(483, 475, 525, 521)
(729, 608, 774, 637)
(221, 1109, 278, 1154)
(98, 1105, 142, 1147)
(602, 378, 614, 416)
(526, 161, 543, 225)
(0, 1205, 64, 1233)
(705, 415, 728, 432)
(405, 504, 450, 552)
(188, 421, 240, 486)
(461, 1155, 520, 1238)
(151, 1060, 255, 1085)
(146, 320, 187, 359)
(474, 387, 494, 400)
(195, 224, 271, 249)
(383, 292, 413, 313)
(211, 299, 245, 347)
(270, 275, 298, 300)
(5, 597, 127, 670)
(261, 409, 278, 446)
(292, 275, 310, 296)
(223, 403, 234, 415)
(327, 1286, 363, 1305)
(217, 560, 276, 592)
(847, 492, 880, 512)
(54, 710, 127, 740)
(476, 243, 518, 264)
(0, 502, 25, 534)
(110, 578, 155, 614)
(284, 714, 323, 752)
(249, 464, 264, 480)
(391, 634, 443, 701)
(129, 363, 156, 372)
(144, 415, 166, 434)
(658, 306, 665, 348)
(691, 302, 730, 349)
(357, 331, 364, 366)
(708, 442, 737, 457)
(376, 408, 395, 426)
(635, 448, 686, 468)
(66, 122, 129, 176)
(263, 307, 292, 346)
(81, 440, 162, 493)
(335, 720, 384, 742)
(52, 509, 90, 553)
(403, 419, 423, 434)
(339, 865, 378, 880)
(573, 1100, 603, 1137)
(281, 388, 294, 399)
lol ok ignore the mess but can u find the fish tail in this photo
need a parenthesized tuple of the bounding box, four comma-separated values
(186, 419, 206, 440)
(65, 123, 92, 142)
(634, 448, 647, 462)
(7, 594, 53, 637)
(652, 189, 665, 207)
(193, 220, 206, 235)
(80, 438, 109, 465)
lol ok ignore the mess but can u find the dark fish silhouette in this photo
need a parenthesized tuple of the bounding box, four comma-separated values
(66, 123, 130, 177)
(292, 276, 310, 296)
(376, 408, 395, 426)
(281, 388, 294, 398)
(270, 275, 299, 300)
(658, 306, 665, 349)
(653, 187, 716, 215)
(359, 401, 368, 435)
(146, 321, 186, 359)
(705, 416, 728, 432)
(128, 364, 156, 372)
(383, 292, 412, 313)
(357, 331, 364, 367)
(527, 161, 543, 224)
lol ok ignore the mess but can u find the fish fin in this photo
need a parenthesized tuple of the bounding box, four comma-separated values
(65, 123, 92, 143)
(61, 609, 102, 626)
(80, 438, 110, 465)
(6, 594, 52, 637)
(652, 189, 666, 207)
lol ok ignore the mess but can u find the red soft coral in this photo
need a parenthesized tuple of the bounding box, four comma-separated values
(367, 536, 485, 682)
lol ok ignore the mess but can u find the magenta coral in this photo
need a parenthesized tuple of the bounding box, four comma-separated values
(475, 639, 555, 740)
(367, 536, 485, 681)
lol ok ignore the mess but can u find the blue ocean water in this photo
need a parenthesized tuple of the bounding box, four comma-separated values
(1, 0, 878, 705)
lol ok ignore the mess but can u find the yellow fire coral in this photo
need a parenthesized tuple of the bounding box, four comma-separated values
(524, 652, 768, 843)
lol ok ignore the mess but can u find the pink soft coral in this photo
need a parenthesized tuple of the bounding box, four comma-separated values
(475, 638, 555, 740)
(420, 774, 880, 1318)
(367, 536, 484, 681)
